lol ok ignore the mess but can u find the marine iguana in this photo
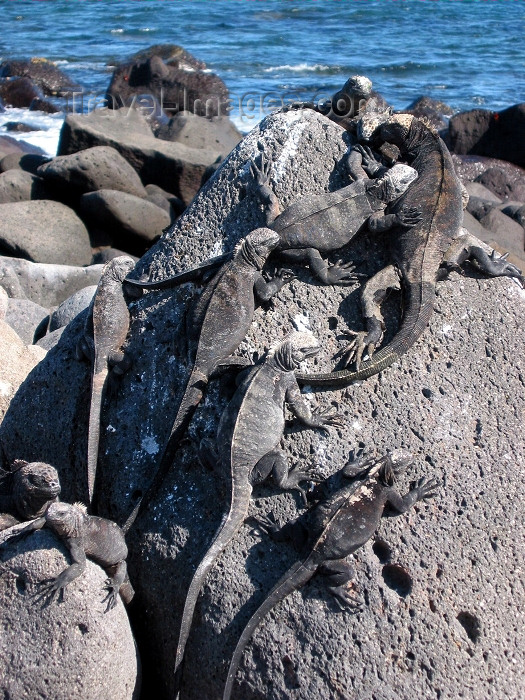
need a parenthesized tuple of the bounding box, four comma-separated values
(0, 501, 133, 611)
(76, 255, 136, 507)
(295, 113, 524, 387)
(223, 449, 439, 700)
(0, 459, 61, 531)
(252, 149, 419, 284)
(125, 228, 294, 527)
(174, 331, 342, 682)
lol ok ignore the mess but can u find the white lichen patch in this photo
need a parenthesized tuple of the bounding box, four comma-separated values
(273, 118, 308, 181)
(440, 324, 454, 335)
(106, 424, 116, 433)
(0, 381, 11, 397)
(292, 313, 311, 332)
(352, 421, 363, 432)
(141, 436, 160, 455)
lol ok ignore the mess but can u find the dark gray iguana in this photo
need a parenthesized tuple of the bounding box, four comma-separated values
(174, 331, 342, 682)
(76, 255, 136, 507)
(0, 501, 134, 611)
(296, 113, 524, 388)
(125, 228, 294, 527)
(0, 459, 61, 531)
(223, 449, 439, 700)
(252, 148, 419, 285)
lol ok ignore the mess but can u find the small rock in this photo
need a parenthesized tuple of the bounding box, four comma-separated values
(0, 201, 92, 266)
(0, 76, 42, 108)
(3, 121, 36, 133)
(0, 152, 49, 174)
(464, 181, 502, 204)
(0, 135, 45, 156)
(0, 58, 79, 96)
(155, 112, 242, 157)
(48, 285, 97, 333)
(475, 166, 525, 201)
(35, 326, 64, 352)
(479, 208, 525, 258)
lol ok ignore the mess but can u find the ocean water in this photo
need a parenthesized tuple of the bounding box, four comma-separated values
(1, 0, 524, 155)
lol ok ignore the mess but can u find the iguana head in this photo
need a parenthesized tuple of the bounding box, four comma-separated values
(105, 256, 136, 283)
(331, 75, 373, 117)
(359, 112, 413, 144)
(45, 502, 85, 539)
(271, 331, 320, 371)
(368, 163, 418, 204)
(238, 228, 280, 270)
(11, 460, 61, 499)
(378, 449, 414, 486)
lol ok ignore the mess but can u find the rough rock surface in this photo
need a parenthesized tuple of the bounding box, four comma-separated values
(37, 146, 148, 198)
(0, 526, 140, 700)
(0, 319, 46, 421)
(0, 200, 92, 266)
(0, 111, 523, 699)
(0, 152, 49, 175)
(58, 108, 222, 205)
(0, 58, 78, 95)
(47, 284, 97, 333)
(475, 166, 525, 201)
(155, 112, 242, 156)
(0, 256, 103, 307)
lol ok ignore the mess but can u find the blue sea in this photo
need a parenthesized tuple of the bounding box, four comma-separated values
(1, 0, 524, 155)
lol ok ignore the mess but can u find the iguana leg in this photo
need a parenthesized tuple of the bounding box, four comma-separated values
(342, 264, 401, 369)
(251, 511, 308, 550)
(102, 560, 128, 612)
(250, 154, 281, 224)
(279, 248, 363, 286)
(250, 449, 313, 503)
(319, 559, 361, 611)
(441, 231, 524, 286)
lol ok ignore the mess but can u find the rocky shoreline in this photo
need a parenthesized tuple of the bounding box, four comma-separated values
(0, 47, 524, 700)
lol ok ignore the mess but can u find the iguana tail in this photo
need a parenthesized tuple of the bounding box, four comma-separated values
(87, 366, 108, 507)
(296, 280, 435, 388)
(223, 557, 317, 700)
(175, 479, 253, 680)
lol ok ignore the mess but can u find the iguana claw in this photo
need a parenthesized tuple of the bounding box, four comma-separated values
(340, 329, 382, 369)
(330, 584, 363, 612)
(102, 580, 119, 612)
(325, 259, 366, 285)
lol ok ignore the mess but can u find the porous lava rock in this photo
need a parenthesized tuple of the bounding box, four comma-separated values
(4, 297, 48, 344)
(449, 103, 525, 168)
(0, 58, 78, 95)
(58, 108, 221, 205)
(105, 53, 229, 118)
(0, 76, 42, 108)
(0, 169, 50, 203)
(0, 152, 49, 175)
(0, 111, 523, 699)
(0, 200, 92, 266)
(155, 112, 242, 157)
(0, 526, 140, 700)
(37, 146, 148, 198)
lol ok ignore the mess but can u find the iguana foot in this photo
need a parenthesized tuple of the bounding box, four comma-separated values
(340, 326, 383, 369)
(342, 446, 379, 478)
(329, 584, 363, 612)
(413, 476, 440, 502)
(324, 260, 366, 286)
(309, 406, 345, 433)
(395, 206, 423, 228)
(102, 580, 119, 612)
(480, 250, 524, 287)
(33, 577, 65, 606)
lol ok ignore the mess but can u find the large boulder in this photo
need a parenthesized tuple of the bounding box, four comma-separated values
(0, 525, 139, 700)
(0, 200, 92, 266)
(449, 104, 525, 168)
(4, 297, 48, 344)
(0, 76, 42, 108)
(37, 146, 148, 199)
(58, 108, 222, 206)
(0, 256, 103, 307)
(105, 53, 229, 118)
(0, 57, 78, 95)
(0, 134, 45, 158)
(0, 152, 49, 175)
(0, 111, 523, 698)
(79, 189, 171, 256)
(0, 318, 46, 421)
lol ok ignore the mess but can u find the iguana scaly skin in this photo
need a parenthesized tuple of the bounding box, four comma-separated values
(223, 450, 439, 700)
(253, 150, 418, 285)
(76, 256, 136, 507)
(0, 459, 61, 531)
(296, 114, 524, 388)
(1, 501, 134, 611)
(125, 229, 294, 528)
(174, 332, 341, 683)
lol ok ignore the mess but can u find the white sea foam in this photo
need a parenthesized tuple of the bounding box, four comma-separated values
(0, 107, 64, 156)
(264, 63, 331, 73)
